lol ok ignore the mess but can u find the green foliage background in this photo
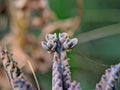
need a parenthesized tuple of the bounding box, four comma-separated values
(49, 0, 120, 90)
(1, 0, 120, 90)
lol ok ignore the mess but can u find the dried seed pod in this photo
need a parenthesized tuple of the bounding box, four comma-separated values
(96, 63, 120, 90)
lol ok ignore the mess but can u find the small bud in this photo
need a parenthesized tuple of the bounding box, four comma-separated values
(64, 38, 78, 49)
(45, 34, 50, 41)
(47, 41, 56, 51)
(53, 33, 57, 41)
(47, 42, 54, 50)
(41, 41, 49, 50)
(68, 38, 78, 48)
(59, 32, 69, 43)
(45, 33, 57, 42)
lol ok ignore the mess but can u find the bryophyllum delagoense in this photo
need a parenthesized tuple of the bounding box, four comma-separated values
(41, 32, 81, 90)
(0, 46, 35, 90)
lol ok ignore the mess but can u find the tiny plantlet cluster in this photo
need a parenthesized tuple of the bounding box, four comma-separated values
(0, 32, 120, 90)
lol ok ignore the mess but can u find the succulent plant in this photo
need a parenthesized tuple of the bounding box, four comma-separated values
(0, 46, 35, 90)
(1, 32, 120, 90)
(42, 32, 120, 90)
(96, 63, 120, 90)
(41, 32, 81, 90)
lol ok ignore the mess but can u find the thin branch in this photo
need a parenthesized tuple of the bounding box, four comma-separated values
(27, 60, 40, 90)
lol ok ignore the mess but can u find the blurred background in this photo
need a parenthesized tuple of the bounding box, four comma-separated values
(0, 0, 120, 90)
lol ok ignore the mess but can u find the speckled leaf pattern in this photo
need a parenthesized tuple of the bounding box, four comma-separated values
(41, 32, 81, 90)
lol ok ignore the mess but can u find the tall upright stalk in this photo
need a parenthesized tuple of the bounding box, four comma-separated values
(41, 32, 81, 90)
